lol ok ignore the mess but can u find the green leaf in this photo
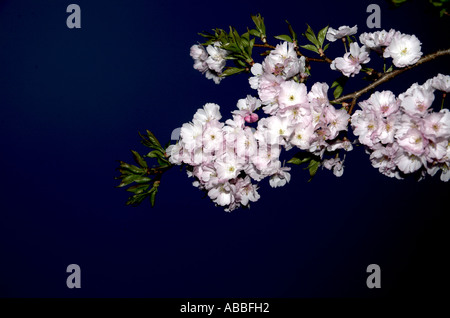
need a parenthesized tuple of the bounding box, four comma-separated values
(126, 192, 149, 206)
(317, 26, 329, 48)
(306, 158, 321, 181)
(131, 150, 148, 168)
(333, 85, 344, 99)
(304, 24, 320, 47)
(133, 176, 152, 184)
(118, 161, 144, 174)
(323, 43, 330, 52)
(331, 76, 349, 99)
(150, 188, 158, 207)
(249, 38, 255, 54)
(126, 184, 150, 194)
(287, 152, 313, 165)
(139, 130, 163, 151)
(251, 14, 261, 29)
(285, 20, 297, 41)
(222, 67, 245, 77)
(249, 29, 260, 37)
(274, 34, 293, 42)
(146, 149, 164, 159)
(300, 44, 319, 54)
(117, 174, 139, 188)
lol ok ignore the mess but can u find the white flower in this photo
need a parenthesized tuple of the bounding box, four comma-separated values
(193, 103, 222, 125)
(308, 82, 330, 107)
(269, 161, 291, 188)
(265, 115, 292, 144)
(431, 73, 450, 93)
(395, 151, 423, 174)
(205, 43, 228, 73)
(180, 119, 203, 151)
(359, 29, 398, 52)
(422, 109, 450, 141)
(326, 25, 357, 42)
(235, 176, 260, 206)
(397, 128, 428, 156)
(249, 63, 263, 89)
(399, 85, 435, 117)
(278, 81, 308, 109)
(214, 154, 241, 181)
(208, 182, 236, 207)
(367, 90, 399, 116)
(324, 106, 350, 139)
(290, 122, 315, 150)
(202, 126, 224, 153)
(383, 33, 422, 68)
(330, 42, 370, 77)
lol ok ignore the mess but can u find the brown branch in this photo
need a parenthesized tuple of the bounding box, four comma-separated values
(331, 48, 450, 112)
(146, 165, 172, 175)
(253, 43, 276, 49)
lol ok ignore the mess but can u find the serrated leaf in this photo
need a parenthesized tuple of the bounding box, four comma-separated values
(300, 44, 319, 54)
(118, 161, 144, 174)
(274, 34, 293, 42)
(126, 192, 148, 206)
(331, 76, 349, 99)
(317, 26, 329, 48)
(287, 152, 313, 165)
(131, 150, 148, 168)
(133, 176, 152, 184)
(198, 32, 214, 39)
(306, 159, 321, 180)
(251, 14, 261, 29)
(286, 20, 297, 41)
(222, 67, 245, 76)
(305, 24, 320, 47)
(126, 184, 150, 194)
(139, 130, 163, 151)
(249, 29, 260, 37)
(248, 38, 255, 56)
(117, 174, 139, 188)
(146, 150, 164, 159)
(150, 188, 157, 207)
(333, 85, 344, 99)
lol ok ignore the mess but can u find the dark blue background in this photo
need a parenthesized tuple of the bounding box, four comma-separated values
(0, 0, 448, 297)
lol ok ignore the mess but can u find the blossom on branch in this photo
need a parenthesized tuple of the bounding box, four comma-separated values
(383, 33, 422, 68)
(326, 25, 358, 42)
(330, 42, 370, 77)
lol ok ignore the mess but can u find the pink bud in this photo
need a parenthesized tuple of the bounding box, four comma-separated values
(249, 113, 259, 123)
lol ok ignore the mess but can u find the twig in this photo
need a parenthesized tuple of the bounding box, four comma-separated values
(331, 48, 450, 113)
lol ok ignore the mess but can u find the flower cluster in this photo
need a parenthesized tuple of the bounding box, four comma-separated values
(190, 42, 229, 84)
(169, 42, 358, 211)
(248, 42, 353, 175)
(360, 29, 422, 67)
(329, 27, 423, 78)
(166, 101, 264, 212)
(351, 74, 450, 181)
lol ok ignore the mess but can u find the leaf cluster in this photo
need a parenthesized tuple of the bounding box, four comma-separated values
(116, 130, 172, 207)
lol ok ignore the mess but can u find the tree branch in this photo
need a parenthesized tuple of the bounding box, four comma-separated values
(331, 48, 450, 112)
